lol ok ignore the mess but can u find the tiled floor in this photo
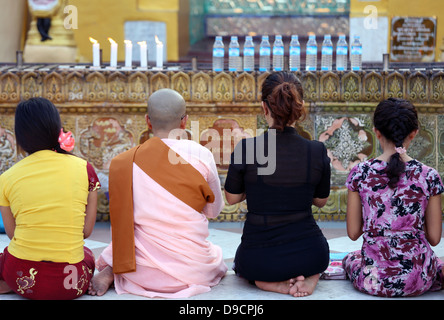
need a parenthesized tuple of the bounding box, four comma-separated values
(1, 221, 443, 300)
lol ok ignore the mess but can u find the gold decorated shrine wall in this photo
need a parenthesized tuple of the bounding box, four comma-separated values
(1, 67, 444, 221)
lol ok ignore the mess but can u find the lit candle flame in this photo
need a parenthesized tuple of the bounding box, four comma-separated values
(108, 37, 117, 45)
(124, 40, 132, 45)
(137, 41, 146, 46)
(89, 37, 98, 44)
(155, 35, 162, 45)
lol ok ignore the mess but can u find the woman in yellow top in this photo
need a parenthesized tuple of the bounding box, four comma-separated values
(0, 97, 100, 300)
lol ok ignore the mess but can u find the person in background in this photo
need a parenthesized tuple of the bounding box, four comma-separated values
(0, 97, 100, 300)
(344, 98, 444, 297)
(89, 88, 227, 298)
(224, 72, 331, 297)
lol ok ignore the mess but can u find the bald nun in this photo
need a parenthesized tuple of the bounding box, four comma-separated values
(89, 89, 227, 298)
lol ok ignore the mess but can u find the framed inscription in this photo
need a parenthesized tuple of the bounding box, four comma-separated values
(390, 16, 436, 62)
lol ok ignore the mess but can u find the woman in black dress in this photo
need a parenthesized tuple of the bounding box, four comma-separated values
(224, 72, 331, 297)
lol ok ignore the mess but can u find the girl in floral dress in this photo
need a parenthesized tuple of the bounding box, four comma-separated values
(343, 98, 444, 297)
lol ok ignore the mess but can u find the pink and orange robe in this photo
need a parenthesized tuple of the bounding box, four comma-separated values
(97, 137, 227, 298)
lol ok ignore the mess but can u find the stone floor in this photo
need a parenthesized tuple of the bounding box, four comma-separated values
(1, 221, 443, 301)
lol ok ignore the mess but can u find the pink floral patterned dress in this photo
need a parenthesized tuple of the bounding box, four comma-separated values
(343, 159, 444, 297)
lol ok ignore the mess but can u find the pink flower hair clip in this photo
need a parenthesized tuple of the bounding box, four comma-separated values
(395, 146, 407, 155)
(58, 129, 75, 152)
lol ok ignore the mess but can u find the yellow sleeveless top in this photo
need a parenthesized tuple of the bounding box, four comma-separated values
(0, 150, 88, 263)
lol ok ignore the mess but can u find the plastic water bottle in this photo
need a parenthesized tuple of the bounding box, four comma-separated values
(272, 35, 284, 71)
(259, 35, 271, 72)
(289, 35, 300, 71)
(321, 34, 333, 71)
(336, 34, 348, 71)
(351, 35, 362, 71)
(212, 36, 224, 72)
(305, 34, 317, 71)
(228, 36, 242, 72)
(243, 36, 255, 72)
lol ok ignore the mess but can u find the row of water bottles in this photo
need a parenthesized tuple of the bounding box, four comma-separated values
(212, 34, 362, 72)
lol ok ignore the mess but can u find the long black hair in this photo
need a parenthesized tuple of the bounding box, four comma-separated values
(373, 98, 418, 188)
(15, 97, 70, 155)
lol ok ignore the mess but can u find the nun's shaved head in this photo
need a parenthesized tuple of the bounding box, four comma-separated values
(147, 89, 186, 131)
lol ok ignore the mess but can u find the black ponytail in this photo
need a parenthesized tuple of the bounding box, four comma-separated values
(373, 98, 418, 188)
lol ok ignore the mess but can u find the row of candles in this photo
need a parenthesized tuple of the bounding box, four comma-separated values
(89, 36, 163, 69)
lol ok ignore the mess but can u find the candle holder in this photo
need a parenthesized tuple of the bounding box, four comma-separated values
(16, 51, 23, 68)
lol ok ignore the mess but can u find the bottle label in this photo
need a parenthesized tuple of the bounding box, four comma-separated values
(351, 46, 362, 55)
(273, 46, 284, 55)
(322, 46, 333, 55)
(213, 48, 224, 57)
(337, 46, 348, 55)
(307, 46, 317, 55)
(289, 46, 300, 55)
(229, 48, 240, 57)
(259, 47, 270, 56)
(244, 47, 254, 56)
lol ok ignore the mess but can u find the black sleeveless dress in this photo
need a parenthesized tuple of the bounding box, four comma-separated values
(224, 126, 331, 282)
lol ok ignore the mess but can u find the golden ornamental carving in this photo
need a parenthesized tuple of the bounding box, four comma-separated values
(191, 72, 211, 102)
(44, 72, 64, 103)
(86, 72, 106, 101)
(171, 71, 190, 100)
(363, 72, 382, 102)
(408, 73, 427, 102)
(256, 72, 270, 101)
(0, 73, 20, 103)
(21, 72, 42, 100)
(108, 72, 127, 102)
(301, 72, 318, 101)
(66, 71, 85, 102)
(150, 72, 169, 94)
(320, 72, 339, 101)
(128, 72, 148, 102)
(234, 72, 255, 102)
(431, 72, 444, 102)
(386, 72, 405, 99)
(213, 72, 233, 102)
(341, 72, 361, 101)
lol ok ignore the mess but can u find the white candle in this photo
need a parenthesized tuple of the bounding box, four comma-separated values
(108, 37, 118, 68)
(124, 40, 132, 68)
(155, 35, 163, 69)
(138, 41, 147, 68)
(89, 37, 100, 67)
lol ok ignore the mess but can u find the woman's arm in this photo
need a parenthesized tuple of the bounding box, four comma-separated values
(313, 197, 328, 208)
(224, 190, 246, 205)
(424, 194, 442, 246)
(83, 190, 97, 239)
(346, 190, 363, 241)
(0, 206, 15, 240)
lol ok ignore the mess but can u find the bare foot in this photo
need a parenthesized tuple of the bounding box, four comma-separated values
(88, 266, 114, 296)
(0, 280, 12, 294)
(289, 274, 320, 297)
(255, 279, 294, 294)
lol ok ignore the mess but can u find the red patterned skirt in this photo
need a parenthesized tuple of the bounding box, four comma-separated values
(0, 247, 95, 300)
